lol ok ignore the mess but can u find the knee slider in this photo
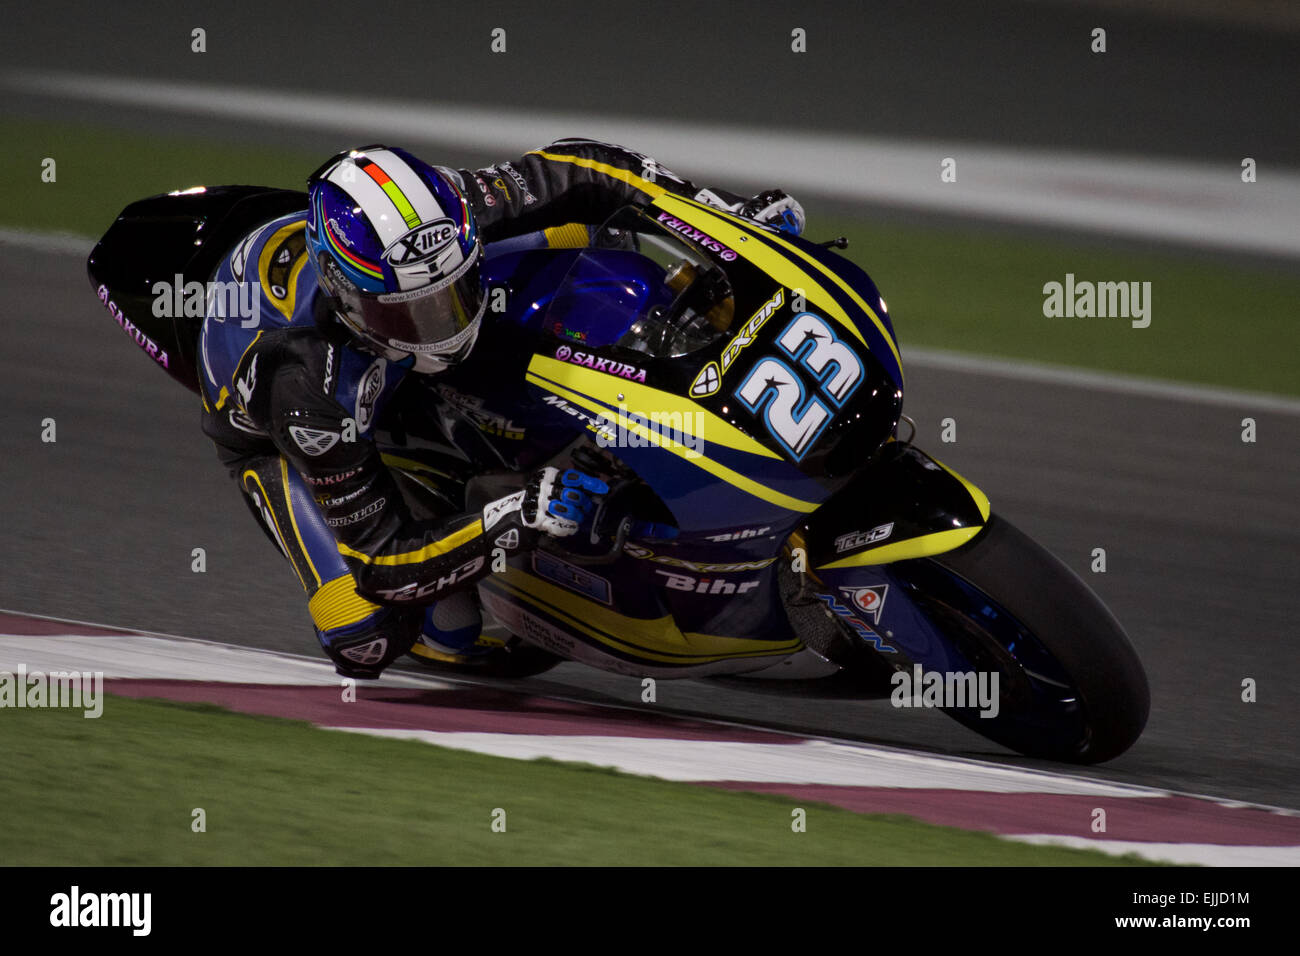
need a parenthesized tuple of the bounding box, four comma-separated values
(320, 606, 421, 679)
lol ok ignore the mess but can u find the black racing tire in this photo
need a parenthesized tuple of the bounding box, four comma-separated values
(906, 515, 1150, 764)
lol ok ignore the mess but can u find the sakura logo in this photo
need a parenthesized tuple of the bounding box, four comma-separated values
(556, 345, 572, 361)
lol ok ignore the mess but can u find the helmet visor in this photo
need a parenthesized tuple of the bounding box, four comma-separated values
(334, 250, 486, 360)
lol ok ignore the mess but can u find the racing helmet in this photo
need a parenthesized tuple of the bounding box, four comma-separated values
(306, 145, 485, 373)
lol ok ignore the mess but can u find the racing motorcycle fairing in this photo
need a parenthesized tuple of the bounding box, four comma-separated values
(87, 186, 309, 395)
(787, 440, 992, 666)
(510, 202, 906, 532)
(802, 441, 991, 572)
(410, 200, 934, 676)
(476, 551, 804, 679)
(710, 442, 996, 677)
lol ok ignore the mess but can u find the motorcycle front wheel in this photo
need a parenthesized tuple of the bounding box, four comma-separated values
(891, 515, 1150, 764)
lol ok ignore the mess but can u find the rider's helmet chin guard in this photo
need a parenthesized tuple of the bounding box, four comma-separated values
(306, 145, 486, 374)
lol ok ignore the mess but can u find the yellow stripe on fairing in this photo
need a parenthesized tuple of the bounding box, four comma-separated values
(337, 518, 483, 566)
(492, 572, 803, 664)
(816, 526, 983, 568)
(817, 457, 991, 568)
(527, 354, 778, 459)
(929, 454, 992, 523)
(652, 194, 904, 377)
(382, 454, 454, 500)
(380, 453, 455, 478)
(526, 369, 819, 515)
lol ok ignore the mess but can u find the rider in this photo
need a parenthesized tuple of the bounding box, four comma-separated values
(197, 138, 806, 678)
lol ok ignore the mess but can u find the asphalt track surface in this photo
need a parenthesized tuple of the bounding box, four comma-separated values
(1, 3, 1297, 809)
(2, 239, 1297, 809)
(4, 0, 1299, 164)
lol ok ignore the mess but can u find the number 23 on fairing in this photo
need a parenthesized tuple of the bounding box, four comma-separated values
(733, 312, 862, 461)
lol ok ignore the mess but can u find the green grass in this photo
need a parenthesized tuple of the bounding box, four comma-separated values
(0, 694, 1150, 866)
(1, 115, 319, 238)
(6, 113, 1295, 394)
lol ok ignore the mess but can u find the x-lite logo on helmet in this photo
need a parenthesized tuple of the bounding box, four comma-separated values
(386, 218, 458, 267)
(314, 148, 470, 288)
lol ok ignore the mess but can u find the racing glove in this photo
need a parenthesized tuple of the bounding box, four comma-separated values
(740, 189, 806, 236)
(694, 187, 806, 237)
(481, 467, 609, 553)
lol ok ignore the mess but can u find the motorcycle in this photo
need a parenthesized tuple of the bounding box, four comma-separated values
(87, 184, 1149, 764)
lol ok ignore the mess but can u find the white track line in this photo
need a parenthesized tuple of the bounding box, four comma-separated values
(5, 612, 1297, 813)
(327, 728, 1144, 795)
(10, 70, 1300, 258)
(0, 632, 344, 685)
(1008, 834, 1300, 867)
(0, 614, 450, 690)
(905, 346, 1300, 415)
(0, 226, 92, 256)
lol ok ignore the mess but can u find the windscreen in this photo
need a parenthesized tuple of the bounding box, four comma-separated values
(540, 206, 736, 358)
